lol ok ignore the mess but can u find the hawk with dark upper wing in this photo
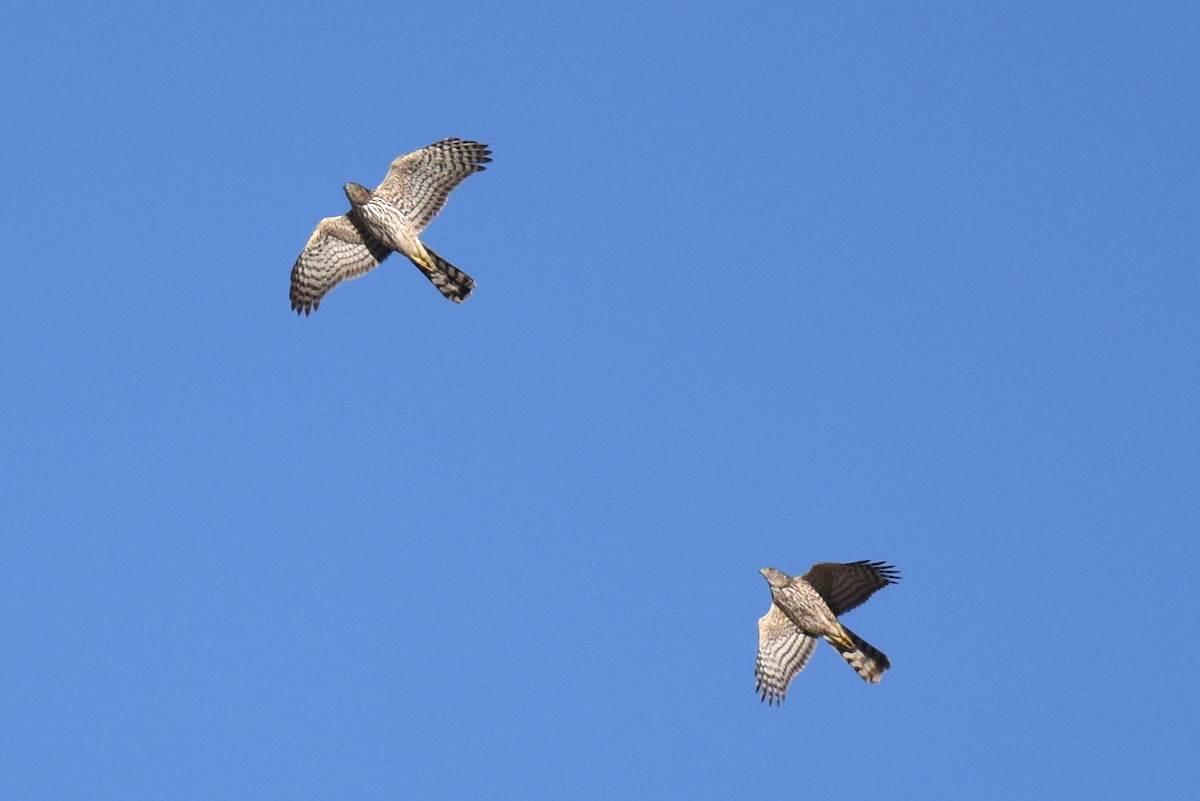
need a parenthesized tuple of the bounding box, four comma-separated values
(290, 138, 491, 315)
(756, 560, 900, 704)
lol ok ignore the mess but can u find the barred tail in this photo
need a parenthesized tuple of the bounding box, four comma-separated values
(410, 244, 476, 303)
(829, 625, 891, 683)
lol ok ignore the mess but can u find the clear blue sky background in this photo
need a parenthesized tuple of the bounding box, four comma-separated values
(2, 2, 1197, 798)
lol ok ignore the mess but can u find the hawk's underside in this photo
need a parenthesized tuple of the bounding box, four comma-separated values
(289, 138, 491, 315)
(756, 560, 900, 704)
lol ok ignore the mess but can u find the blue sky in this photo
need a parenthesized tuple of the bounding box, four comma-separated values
(2, 1, 1197, 798)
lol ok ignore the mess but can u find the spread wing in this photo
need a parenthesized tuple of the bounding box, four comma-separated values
(755, 603, 818, 704)
(800, 560, 900, 616)
(374, 138, 491, 233)
(289, 214, 391, 315)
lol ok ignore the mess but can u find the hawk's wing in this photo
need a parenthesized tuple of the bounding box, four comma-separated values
(756, 603, 817, 704)
(290, 214, 391, 315)
(374, 138, 491, 233)
(800, 561, 900, 617)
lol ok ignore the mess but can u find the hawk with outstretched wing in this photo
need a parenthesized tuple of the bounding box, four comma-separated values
(290, 138, 491, 314)
(756, 560, 900, 704)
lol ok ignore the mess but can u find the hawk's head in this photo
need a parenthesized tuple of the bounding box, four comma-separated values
(760, 567, 790, 590)
(343, 182, 373, 208)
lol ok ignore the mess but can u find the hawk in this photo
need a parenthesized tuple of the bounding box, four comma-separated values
(289, 138, 491, 315)
(756, 560, 900, 704)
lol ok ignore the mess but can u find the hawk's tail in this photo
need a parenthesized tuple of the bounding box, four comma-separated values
(410, 244, 476, 303)
(829, 625, 891, 683)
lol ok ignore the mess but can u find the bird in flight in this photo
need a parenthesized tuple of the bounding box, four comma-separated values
(756, 560, 900, 704)
(289, 138, 491, 315)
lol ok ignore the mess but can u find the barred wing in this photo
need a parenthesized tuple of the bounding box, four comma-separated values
(755, 603, 818, 704)
(801, 560, 900, 616)
(374, 138, 491, 233)
(290, 214, 391, 315)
